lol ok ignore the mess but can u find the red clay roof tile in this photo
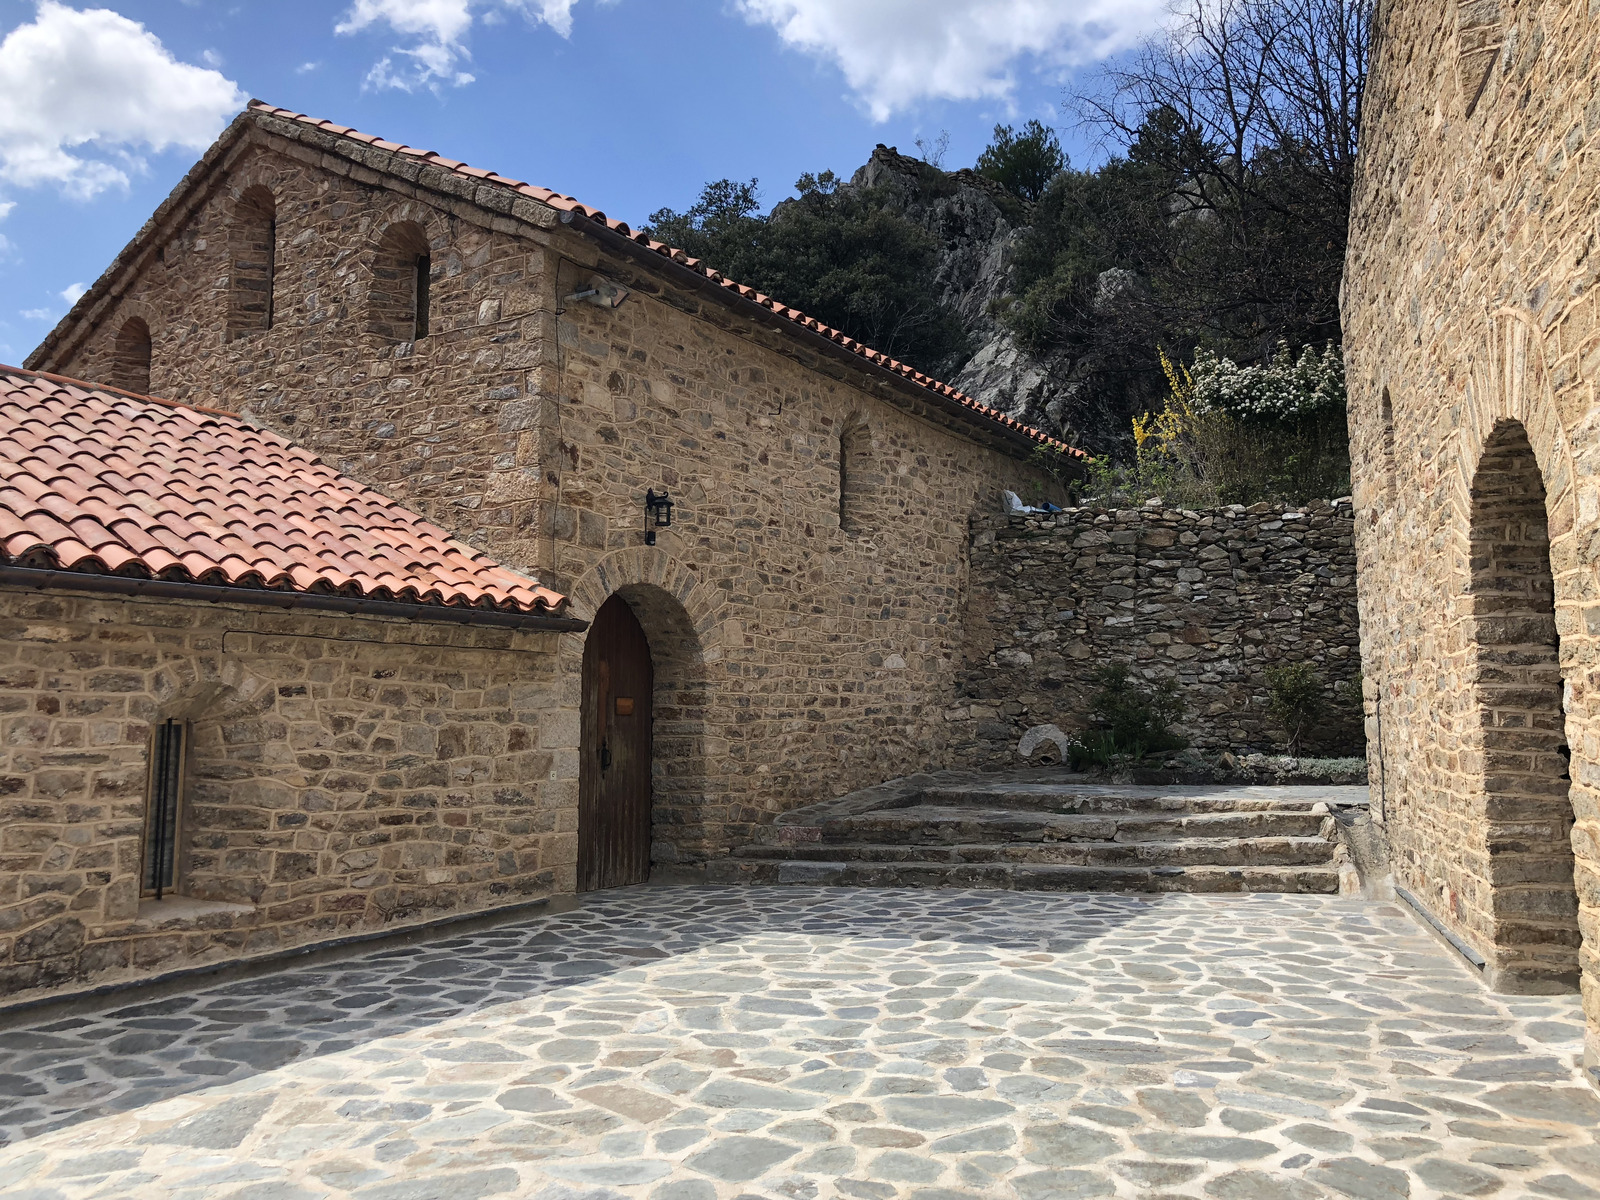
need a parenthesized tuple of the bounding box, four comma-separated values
(245, 102, 1086, 460)
(0, 365, 567, 615)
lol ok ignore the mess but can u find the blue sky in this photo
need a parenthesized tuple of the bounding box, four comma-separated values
(0, 0, 1169, 365)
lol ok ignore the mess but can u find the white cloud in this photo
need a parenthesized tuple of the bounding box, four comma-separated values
(734, 0, 1169, 120)
(0, 201, 14, 221)
(336, 0, 588, 90)
(20, 307, 53, 320)
(60, 281, 86, 303)
(0, 3, 246, 198)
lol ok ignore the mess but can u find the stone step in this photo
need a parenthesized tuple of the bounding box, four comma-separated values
(765, 806, 1332, 847)
(911, 786, 1340, 815)
(730, 835, 1337, 868)
(704, 858, 1342, 894)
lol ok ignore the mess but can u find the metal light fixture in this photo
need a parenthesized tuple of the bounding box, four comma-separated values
(562, 279, 630, 309)
(644, 488, 674, 546)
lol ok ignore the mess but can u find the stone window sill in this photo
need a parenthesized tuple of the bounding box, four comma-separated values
(135, 895, 256, 930)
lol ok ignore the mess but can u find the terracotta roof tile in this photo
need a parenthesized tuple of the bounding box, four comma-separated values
(245, 102, 1086, 460)
(0, 365, 567, 615)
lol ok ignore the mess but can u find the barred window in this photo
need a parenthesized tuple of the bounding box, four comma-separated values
(142, 719, 187, 899)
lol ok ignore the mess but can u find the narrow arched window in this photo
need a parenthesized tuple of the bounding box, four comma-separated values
(839, 416, 875, 535)
(368, 221, 431, 342)
(226, 185, 276, 337)
(1456, 0, 1503, 117)
(1379, 387, 1397, 505)
(112, 317, 152, 394)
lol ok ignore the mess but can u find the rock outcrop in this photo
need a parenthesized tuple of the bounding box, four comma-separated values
(843, 145, 1117, 445)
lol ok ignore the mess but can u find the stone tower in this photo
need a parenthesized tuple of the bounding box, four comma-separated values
(1343, 0, 1600, 1081)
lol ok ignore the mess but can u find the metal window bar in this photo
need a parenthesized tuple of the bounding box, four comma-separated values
(144, 719, 184, 899)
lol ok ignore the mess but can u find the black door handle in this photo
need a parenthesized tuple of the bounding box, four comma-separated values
(600, 738, 611, 771)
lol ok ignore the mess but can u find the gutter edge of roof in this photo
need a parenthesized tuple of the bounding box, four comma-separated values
(0, 565, 589, 634)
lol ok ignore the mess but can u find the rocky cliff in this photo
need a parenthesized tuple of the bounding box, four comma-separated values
(845, 145, 1122, 448)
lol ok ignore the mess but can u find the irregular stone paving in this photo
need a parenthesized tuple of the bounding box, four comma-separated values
(0, 886, 1596, 1200)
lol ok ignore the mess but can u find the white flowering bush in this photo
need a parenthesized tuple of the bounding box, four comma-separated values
(1191, 341, 1346, 422)
(1107, 342, 1351, 507)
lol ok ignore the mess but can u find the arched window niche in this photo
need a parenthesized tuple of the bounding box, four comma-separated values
(368, 221, 432, 343)
(112, 317, 152, 394)
(226, 185, 276, 338)
(838, 415, 876, 536)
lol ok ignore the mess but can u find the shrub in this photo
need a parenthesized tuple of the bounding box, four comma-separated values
(1106, 344, 1351, 508)
(1265, 661, 1325, 757)
(1069, 664, 1187, 769)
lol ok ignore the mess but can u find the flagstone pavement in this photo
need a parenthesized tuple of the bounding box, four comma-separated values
(0, 886, 1597, 1200)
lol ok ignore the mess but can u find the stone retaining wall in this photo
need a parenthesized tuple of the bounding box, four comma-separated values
(951, 500, 1362, 766)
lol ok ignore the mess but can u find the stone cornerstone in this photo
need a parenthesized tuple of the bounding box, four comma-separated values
(953, 501, 1362, 765)
(1343, 0, 1600, 1077)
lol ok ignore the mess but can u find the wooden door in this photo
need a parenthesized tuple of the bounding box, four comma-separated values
(579, 594, 654, 890)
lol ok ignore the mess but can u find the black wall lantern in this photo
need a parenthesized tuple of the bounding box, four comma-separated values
(644, 488, 674, 545)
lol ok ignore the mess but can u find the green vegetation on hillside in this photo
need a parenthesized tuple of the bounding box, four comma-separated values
(648, 0, 1371, 505)
(646, 173, 967, 376)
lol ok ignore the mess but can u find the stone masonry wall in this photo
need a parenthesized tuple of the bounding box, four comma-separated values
(0, 588, 568, 1003)
(1343, 0, 1600, 1073)
(952, 501, 1362, 766)
(35, 113, 1063, 866)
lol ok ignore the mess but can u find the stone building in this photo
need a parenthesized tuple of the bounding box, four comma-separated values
(1343, 1, 1600, 1079)
(10, 103, 1071, 995)
(0, 366, 581, 999)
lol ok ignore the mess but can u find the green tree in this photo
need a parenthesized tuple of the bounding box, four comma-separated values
(645, 178, 763, 266)
(645, 172, 968, 374)
(975, 120, 1066, 202)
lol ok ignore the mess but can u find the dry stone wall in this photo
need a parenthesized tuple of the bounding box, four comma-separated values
(0, 588, 568, 1003)
(952, 501, 1362, 765)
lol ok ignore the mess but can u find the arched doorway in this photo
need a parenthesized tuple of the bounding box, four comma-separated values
(1468, 418, 1579, 992)
(579, 594, 654, 890)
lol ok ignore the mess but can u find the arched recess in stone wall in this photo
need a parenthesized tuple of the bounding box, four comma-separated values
(144, 656, 279, 908)
(226, 184, 277, 338)
(111, 316, 153, 395)
(1451, 309, 1587, 993)
(562, 551, 727, 866)
(838, 413, 877, 536)
(367, 211, 435, 343)
(1455, 0, 1505, 118)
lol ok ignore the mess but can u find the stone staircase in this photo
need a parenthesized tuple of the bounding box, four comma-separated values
(704, 770, 1368, 894)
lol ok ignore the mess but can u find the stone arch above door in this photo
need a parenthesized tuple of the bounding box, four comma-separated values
(561, 549, 729, 866)
(1452, 309, 1580, 589)
(1445, 309, 1593, 997)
